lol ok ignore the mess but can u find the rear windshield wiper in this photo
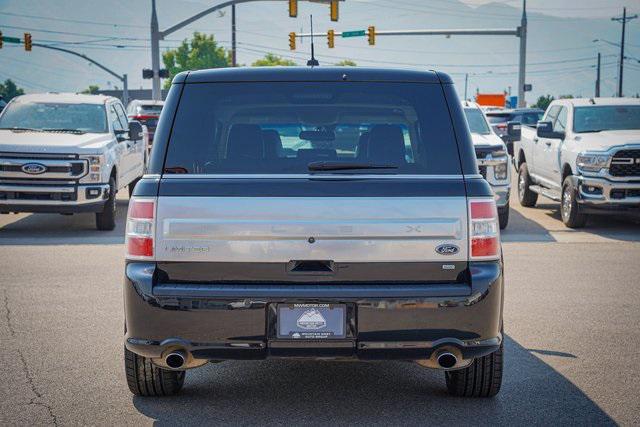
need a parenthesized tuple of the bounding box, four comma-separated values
(308, 161, 398, 172)
(42, 128, 86, 134)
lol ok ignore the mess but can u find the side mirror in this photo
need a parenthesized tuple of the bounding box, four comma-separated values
(128, 120, 144, 141)
(536, 121, 564, 140)
(506, 121, 521, 142)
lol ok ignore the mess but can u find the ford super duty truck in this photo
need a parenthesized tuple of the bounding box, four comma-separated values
(463, 101, 520, 229)
(124, 67, 505, 398)
(514, 98, 640, 227)
(0, 93, 147, 230)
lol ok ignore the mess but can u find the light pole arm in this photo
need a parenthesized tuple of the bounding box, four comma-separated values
(160, 0, 287, 38)
(32, 43, 124, 83)
(32, 42, 129, 105)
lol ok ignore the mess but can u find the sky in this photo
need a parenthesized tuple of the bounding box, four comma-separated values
(0, 0, 638, 105)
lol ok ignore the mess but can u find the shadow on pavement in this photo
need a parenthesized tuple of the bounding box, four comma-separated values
(501, 207, 555, 242)
(132, 336, 614, 425)
(0, 200, 128, 245)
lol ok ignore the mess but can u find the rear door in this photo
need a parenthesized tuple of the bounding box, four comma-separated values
(155, 80, 470, 284)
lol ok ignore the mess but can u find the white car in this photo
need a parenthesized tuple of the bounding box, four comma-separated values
(514, 97, 640, 228)
(463, 101, 516, 229)
(0, 93, 147, 230)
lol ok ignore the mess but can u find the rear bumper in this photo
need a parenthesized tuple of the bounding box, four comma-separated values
(0, 183, 109, 213)
(124, 261, 504, 367)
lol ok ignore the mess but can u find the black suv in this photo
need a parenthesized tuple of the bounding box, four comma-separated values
(124, 67, 504, 398)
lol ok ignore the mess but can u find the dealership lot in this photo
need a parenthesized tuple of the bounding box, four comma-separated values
(1, 187, 639, 425)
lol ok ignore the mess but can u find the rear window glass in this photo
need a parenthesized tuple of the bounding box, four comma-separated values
(486, 114, 512, 124)
(138, 105, 163, 114)
(164, 82, 462, 175)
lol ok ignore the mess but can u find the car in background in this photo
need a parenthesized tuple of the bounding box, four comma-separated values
(485, 108, 543, 154)
(514, 97, 640, 228)
(463, 101, 518, 229)
(0, 93, 146, 230)
(127, 99, 164, 147)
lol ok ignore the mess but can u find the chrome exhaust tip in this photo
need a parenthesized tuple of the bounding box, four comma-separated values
(165, 350, 187, 369)
(437, 352, 458, 369)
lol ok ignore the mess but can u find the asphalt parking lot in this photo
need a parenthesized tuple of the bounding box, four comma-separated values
(1, 186, 639, 425)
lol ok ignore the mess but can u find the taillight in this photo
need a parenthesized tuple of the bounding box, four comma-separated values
(496, 123, 508, 130)
(469, 199, 501, 260)
(131, 114, 158, 120)
(126, 197, 156, 260)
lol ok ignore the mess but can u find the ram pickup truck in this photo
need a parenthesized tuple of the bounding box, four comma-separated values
(124, 67, 505, 398)
(463, 101, 520, 229)
(514, 98, 640, 227)
(0, 93, 146, 230)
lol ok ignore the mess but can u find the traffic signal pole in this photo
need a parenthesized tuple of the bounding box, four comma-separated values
(298, 0, 529, 107)
(149, 0, 345, 100)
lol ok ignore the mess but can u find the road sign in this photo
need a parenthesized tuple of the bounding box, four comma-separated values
(3, 36, 21, 44)
(342, 30, 365, 38)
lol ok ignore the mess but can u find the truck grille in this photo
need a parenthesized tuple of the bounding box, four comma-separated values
(0, 153, 87, 180)
(0, 183, 78, 202)
(610, 149, 640, 177)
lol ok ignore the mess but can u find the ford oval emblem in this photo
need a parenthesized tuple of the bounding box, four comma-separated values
(435, 244, 460, 255)
(21, 162, 47, 175)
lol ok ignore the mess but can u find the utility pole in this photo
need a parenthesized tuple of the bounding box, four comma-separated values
(612, 7, 638, 97)
(150, 0, 161, 100)
(595, 52, 601, 98)
(517, 0, 527, 107)
(231, 3, 237, 67)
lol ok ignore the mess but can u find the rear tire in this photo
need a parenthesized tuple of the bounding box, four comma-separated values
(561, 176, 587, 228)
(124, 347, 185, 396)
(445, 343, 503, 398)
(498, 203, 509, 230)
(517, 163, 538, 207)
(95, 177, 116, 231)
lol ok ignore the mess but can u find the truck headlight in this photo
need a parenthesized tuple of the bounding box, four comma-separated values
(576, 153, 610, 172)
(494, 162, 508, 180)
(81, 155, 104, 182)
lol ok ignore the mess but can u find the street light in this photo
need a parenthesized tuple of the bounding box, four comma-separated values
(593, 38, 620, 48)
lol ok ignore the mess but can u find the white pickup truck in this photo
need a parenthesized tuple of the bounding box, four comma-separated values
(514, 97, 640, 227)
(0, 93, 147, 230)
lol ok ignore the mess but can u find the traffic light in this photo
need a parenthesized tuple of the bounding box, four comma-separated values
(327, 30, 335, 48)
(367, 26, 375, 45)
(24, 32, 32, 51)
(0, 31, 3, 49)
(330, 0, 339, 22)
(289, 32, 296, 50)
(288, 0, 297, 17)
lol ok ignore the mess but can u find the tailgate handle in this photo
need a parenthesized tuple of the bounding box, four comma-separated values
(287, 260, 335, 275)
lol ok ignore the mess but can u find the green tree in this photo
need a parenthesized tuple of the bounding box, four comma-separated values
(251, 53, 296, 67)
(0, 79, 25, 101)
(335, 60, 357, 66)
(533, 94, 554, 111)
(162, 32, 231, 89)
(81, 85, 100, 95)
